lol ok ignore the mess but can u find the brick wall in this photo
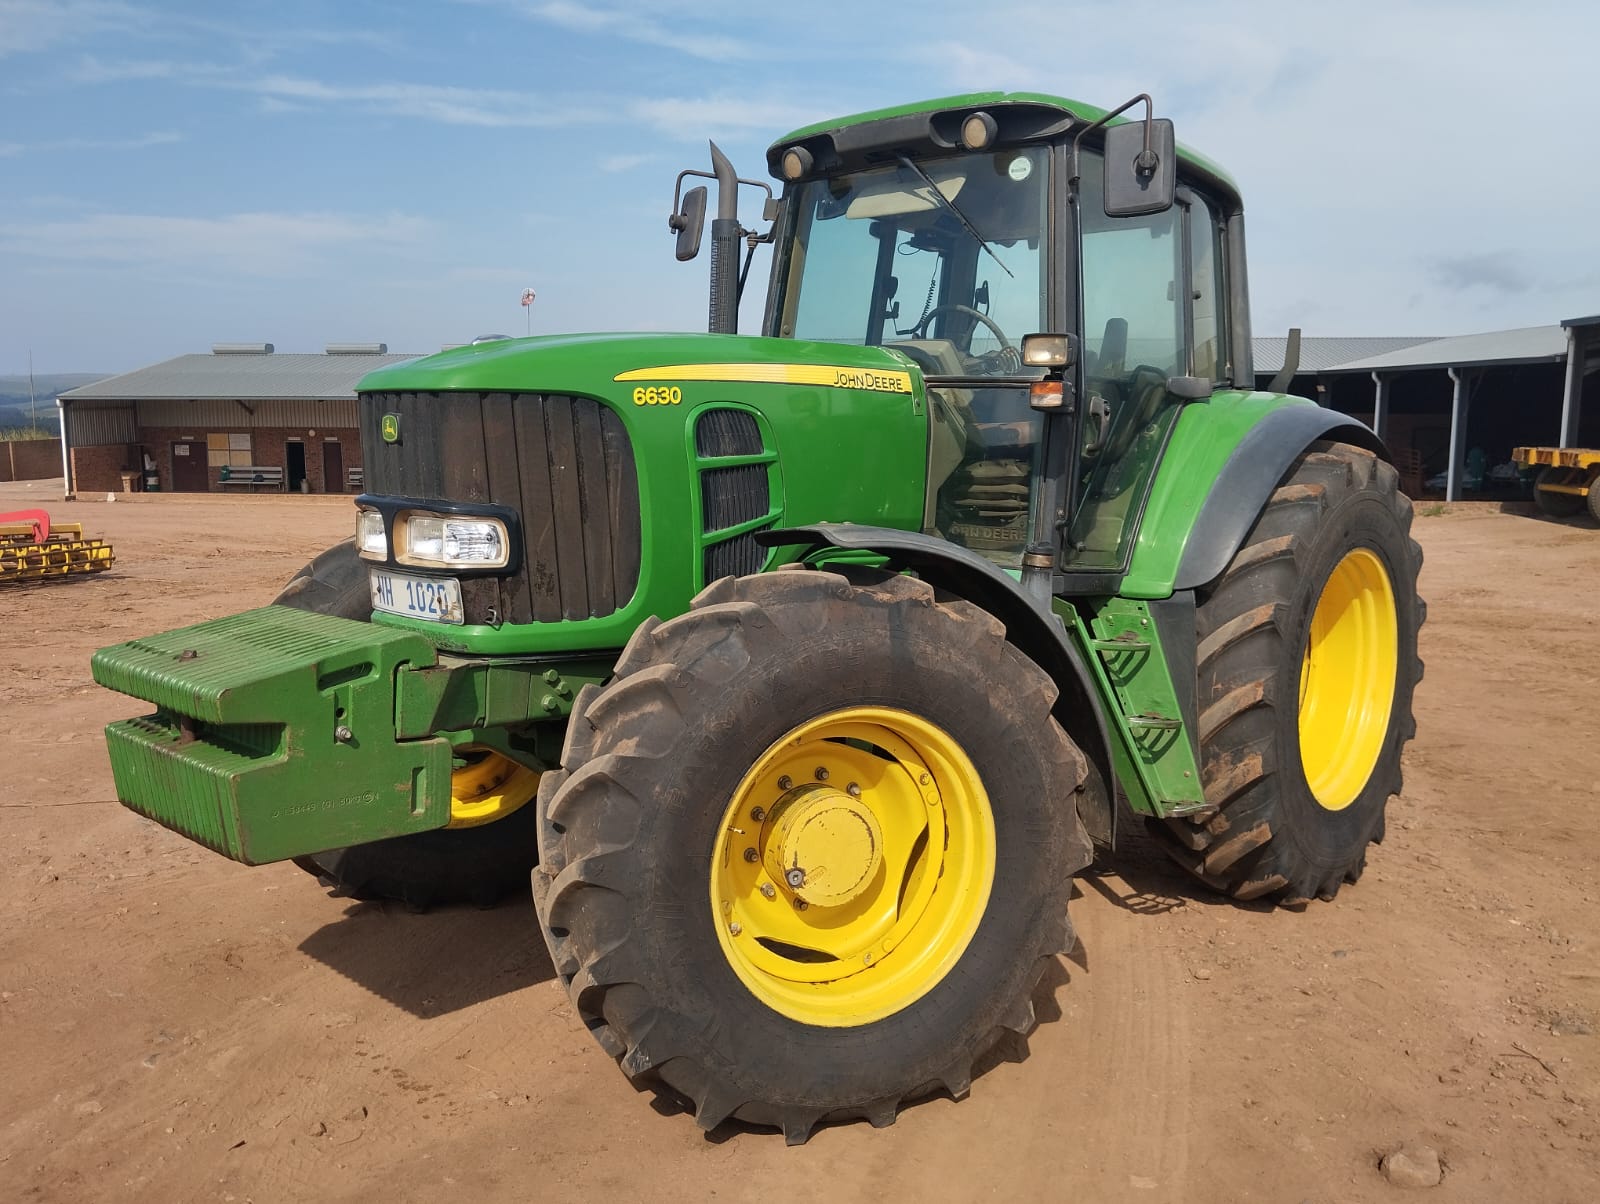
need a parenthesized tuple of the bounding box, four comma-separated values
(0, 439, 62, 482)
(71, 443, 132, 493)
(136, 426, 361, 493)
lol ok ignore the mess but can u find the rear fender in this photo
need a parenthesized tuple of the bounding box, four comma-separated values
(756, 524, 1116, 847)
(1121, 395, 1389, 599)
(1174, 405, 1387, 592)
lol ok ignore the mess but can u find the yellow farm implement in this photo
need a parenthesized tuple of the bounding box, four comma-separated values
(0, 509, 115, 583)
(1513, 446, 1600, 524)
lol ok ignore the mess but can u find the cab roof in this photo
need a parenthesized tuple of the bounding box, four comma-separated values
(769, 91, 1240, 201)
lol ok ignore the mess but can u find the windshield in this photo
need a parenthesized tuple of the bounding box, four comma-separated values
(772, 148, 1051, 569)
(774, 148, 1049, 379)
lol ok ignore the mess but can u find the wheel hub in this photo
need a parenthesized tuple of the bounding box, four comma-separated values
(763, 784, 884, 908)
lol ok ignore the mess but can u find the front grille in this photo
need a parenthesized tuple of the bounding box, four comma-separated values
(360, 391, 641, 624)
(701, 465, 769, 533)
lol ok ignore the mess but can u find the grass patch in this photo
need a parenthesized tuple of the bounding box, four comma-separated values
(1419, 503, 1449, 517)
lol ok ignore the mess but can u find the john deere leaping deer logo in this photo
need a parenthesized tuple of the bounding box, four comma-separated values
(381, 413, 400, 444)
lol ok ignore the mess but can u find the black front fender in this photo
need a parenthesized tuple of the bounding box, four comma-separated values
(756, 524, 1116, 846)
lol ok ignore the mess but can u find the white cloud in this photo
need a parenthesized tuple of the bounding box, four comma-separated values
(598, 153, 652, 173)
(0, 210, 430, 276)
(467, 0, 750, 61)
(1, 130, 181, 155)
(0, 0, 142, 57)
(630, 95, 814, 140)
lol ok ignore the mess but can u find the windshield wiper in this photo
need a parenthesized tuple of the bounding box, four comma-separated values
(895, 154, 1013, 279)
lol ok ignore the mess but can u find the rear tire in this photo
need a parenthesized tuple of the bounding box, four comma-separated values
(1534, 468, 1584, 518)
(534, 567, 1091, 1142)
(1151, 442, 1424, 903)
(277, 542, 540, 910)
(1586, 472, 1600, 525)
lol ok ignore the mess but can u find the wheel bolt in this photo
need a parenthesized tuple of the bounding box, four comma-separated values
(847, 782, 861, 797)
(751, 806, 766, 822)
(793, 899, 808, 911)
(729, 921, 742, 936)
(919, 773, 931, 785)
(743, 848, 759, 863)
(760, 883, 776, 899)
(786, 867, 806, 888)
(777, 775, 792, 791)
(814, 766, 829, 781)
(863, 952, 873, 965)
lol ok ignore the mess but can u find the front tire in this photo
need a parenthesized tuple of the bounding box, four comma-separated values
(534, 568, 1091, 1142)
(277, 542, 541, 910)
(1152, 442, 1425, 903)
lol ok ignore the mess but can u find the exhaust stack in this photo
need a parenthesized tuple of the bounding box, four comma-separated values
(708, 141, 740, 335)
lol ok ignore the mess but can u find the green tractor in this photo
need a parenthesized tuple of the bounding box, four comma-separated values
(92, 91, 1423, 1143)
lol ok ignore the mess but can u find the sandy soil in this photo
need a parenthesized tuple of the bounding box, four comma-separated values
(2, 479, 1597, 1203)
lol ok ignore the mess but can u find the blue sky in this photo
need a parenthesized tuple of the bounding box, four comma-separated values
(3, 0, 1597, 374)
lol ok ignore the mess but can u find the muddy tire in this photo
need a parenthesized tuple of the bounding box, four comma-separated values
(1151, 442, 1425, 903)
(1534, 468, 1584, 518)
(533, 567, 1091, 1143)
(1587, 473, 1600, 525)
(276, 541, 540, 910)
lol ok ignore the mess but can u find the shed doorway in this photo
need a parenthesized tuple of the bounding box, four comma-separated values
(286, 441, 307, 492)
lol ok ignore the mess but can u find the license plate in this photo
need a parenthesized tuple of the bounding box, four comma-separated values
(369, 568, 463, 625)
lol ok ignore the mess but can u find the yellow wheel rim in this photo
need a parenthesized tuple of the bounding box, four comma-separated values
(1298, 548, 1399, 811)
(710, 706, 996, 1027)
(447, 747, 541, 828)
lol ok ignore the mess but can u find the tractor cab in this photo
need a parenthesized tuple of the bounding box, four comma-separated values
(685, 93, 1250, 584)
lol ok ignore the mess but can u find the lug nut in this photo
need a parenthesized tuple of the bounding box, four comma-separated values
(743, 847, 759, 863)
(760, 883, 776, 899)
(786, 867, 806, 889)
(750, 806, 765, 822)
(793, 898, 808, 911)
(847, 782, 861, 797)
(335, 725, 354, 743)
(814, 766, 829, 781)
(919, 773, 931, 785)
(863, 952, 873, 965)
(729, 921, 742, 936)
(777, 775, 792, 790)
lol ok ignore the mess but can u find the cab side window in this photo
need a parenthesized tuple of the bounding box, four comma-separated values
(1186, 191, 1229, 383)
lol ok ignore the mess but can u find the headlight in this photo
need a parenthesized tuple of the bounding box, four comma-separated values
(356, 509, 387, 559)
(399, 514, 510, 569)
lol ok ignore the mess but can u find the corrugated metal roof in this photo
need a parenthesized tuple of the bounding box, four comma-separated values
(1320, 325, 1568, 373)
(1252, 336, 1439, 375)
(59, 352, 421, 402)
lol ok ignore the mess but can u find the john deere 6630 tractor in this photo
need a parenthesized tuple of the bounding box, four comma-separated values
(92, 92, 1423, 1142)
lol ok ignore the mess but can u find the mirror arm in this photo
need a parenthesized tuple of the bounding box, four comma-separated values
(1068, 92, 1155, 188)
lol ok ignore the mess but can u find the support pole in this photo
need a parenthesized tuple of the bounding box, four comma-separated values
(1559, 326, 1582, 447)
(57, 398, 74, 500)
(1371, 371, 1389, 442)
(1446, 367, 1469, 503)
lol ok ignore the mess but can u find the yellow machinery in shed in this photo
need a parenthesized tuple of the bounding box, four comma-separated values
(1514, 447, 1600, 525)
(0, 509, 114, 583)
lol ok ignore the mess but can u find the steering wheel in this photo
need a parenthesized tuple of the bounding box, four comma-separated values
(912, 304, 1020, 374)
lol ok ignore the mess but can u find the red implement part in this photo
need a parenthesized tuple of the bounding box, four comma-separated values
(0, 509, 51, 543)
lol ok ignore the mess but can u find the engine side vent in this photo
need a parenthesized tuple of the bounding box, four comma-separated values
(701, 465, 769, 534)
(695, 408, 764, 457)
(704, 530, 769, 583)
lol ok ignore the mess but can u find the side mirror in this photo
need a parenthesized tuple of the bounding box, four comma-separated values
(1104, 118, 1176, 217)
(669, 185, 707, 262)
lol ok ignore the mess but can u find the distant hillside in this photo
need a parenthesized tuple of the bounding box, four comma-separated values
(0, 374, 109, 436)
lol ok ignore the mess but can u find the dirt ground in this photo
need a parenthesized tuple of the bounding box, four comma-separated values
(2, 478, 1597, 1204)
